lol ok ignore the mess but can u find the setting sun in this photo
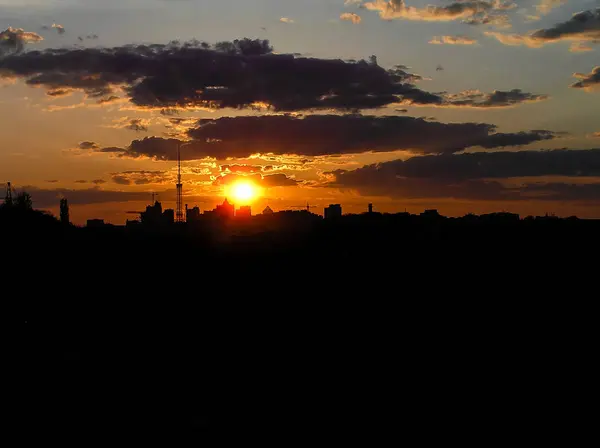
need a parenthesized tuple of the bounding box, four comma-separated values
(228, 181, 261, 203)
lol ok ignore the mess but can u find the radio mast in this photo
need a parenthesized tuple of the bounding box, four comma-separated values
(176, 142, 184, 223)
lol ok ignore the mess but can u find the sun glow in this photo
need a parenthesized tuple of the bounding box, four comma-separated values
(228, 181, 261, 203)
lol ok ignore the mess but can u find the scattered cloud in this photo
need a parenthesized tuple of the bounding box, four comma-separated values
(91, 179, 106, 185)
(94, 115, 557, 161)
(78, 141, 99, 150)
(340, 13, 362, 24)
(0, 27, 43, 56)
(486, 8, 600, 48)
(571, 67, 600, 91)
(535, 0, 567, 15)
(221, 165, 264, 174)
(111, 170, 171, 186)
(280, 17, 294, 23)
(126, 118, 149, 132)
(463, 14, 511, 28)
(442, 89, 549, 108)
(52, 23, 66, 35)
(429, 35, 477, 45)
(570, 42, 594, 52)
(75, 180, 87, 184)
(361, 0, 514, 25)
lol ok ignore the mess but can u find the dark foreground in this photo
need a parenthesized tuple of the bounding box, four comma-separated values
(10, 208, 597, 445)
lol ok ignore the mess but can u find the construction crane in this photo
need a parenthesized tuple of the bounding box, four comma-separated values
(290, 203, 317, 212)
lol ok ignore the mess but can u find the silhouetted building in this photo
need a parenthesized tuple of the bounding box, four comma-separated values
(368, 203, 373, 214)
(163, 209, 175, 224)
(421, 209, 440, 218)
(87, 219, 105, 228)
(262, 206, 274, 215)
(324, 204, 342, 219)
(4, 181, 12, 206)
(60, 198, 69, 225)
(237, 206, 251, 218)
(141, 201, 163, 225)
(186, 205, 201, 222)
(215, 199, 235, 219)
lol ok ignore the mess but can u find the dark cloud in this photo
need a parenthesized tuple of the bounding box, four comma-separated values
(361, 0, 509, 23)
(47, 88, 72, 97)
(444, 89, 548, 107)
(45, 180, 59, 183)
(486, 9, 600, 47)
(97, 115, 558, 161)
(571, 66, 600, 91)
(328, 149, 600, 202)
(91, 179, 106, 185)
(96, 95, 120, 104)
(111, 170, 171, 185)
(79, 141, 99, 150)
(331, 149, 600, 181)
(0, 37, 546, 111)
(214, 173, 300, 188)
(125, 119, 149, 132)
(0, 27, 43, 57)
(112, 175, 131, 185)
(75, 180, 87, 184)
(531, 8, 600, 42)
(0, 38, 445, 111)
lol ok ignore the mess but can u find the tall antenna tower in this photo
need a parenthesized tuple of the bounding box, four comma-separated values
(176, 142, 184, 223)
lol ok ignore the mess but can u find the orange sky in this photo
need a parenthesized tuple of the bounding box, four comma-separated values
(1, 1, 599, 224)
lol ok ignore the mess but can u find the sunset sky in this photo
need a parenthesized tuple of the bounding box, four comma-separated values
(1, 0, 599, 224)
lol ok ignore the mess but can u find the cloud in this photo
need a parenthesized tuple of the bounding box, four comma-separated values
(125, 118, 149, 132)
(111, 170, 171, 186)
(328, 148, 600, 202)
(214, 173, 300, 188)
(0, 27, 43, 56)
(570, 42, 594, 52)
(484, 31, 544, 47)
(280, 17, 294, 23)
(442, 89, 549, 107)
(463, 13, 511, 28)
(221, 165, 264, 174)
(361, 0, 513, 24)
(571, 67, 600, 91)
(0, 38, 446, 111)
(535, 0, 567, 15)
(52, 24, 66, 35)
(486, 8, 600, 48)
(75, 180, 88, 184)
(45, 180, 59, 183)
(78, 141, 99, 150)
(91, 179, 106, 185)
(429, 35, 477, 45)
(340, 13, 362, 24)
(96, 115, 558, 161)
